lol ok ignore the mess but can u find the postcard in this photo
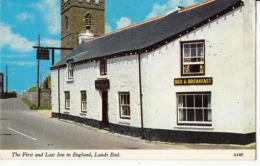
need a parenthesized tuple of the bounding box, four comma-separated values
(0, 0, 258, 161)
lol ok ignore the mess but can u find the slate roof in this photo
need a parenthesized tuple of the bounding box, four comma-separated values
(52, 0, 243, 69)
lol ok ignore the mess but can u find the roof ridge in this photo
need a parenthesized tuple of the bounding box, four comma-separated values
(179, 0, 214, 13)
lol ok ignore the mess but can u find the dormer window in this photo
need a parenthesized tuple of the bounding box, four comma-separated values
(67, 60, 74, 79)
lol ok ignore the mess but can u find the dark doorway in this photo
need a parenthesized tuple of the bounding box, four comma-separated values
(102, 91, 109, 128)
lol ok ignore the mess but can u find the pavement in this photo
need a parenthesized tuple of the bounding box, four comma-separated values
(36, 109, 52, 118)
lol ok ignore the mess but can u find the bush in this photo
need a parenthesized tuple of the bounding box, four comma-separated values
(22, 98, 36, 110)
(28, 87, 36, 92)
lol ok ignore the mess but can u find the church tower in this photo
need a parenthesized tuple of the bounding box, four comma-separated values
(60, 0, 105, 58)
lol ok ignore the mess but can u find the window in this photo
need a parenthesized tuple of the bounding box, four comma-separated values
(81, 91, 87, 112)
(181, 41, 205, 76)
(65, 91, 70, 109)
(100, 58, 107, 75)
(67, 60, 74, 79)
(119, 92, 130, 119)
(85, 13, 93, 31)
(177, 93, 212, 126)
(65, 16, 69, 30)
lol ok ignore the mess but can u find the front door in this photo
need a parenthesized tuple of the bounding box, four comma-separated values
(102, 91, 109, 128)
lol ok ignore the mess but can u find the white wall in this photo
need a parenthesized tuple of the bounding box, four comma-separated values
(108, 55, 141, 128)
(241, 0, 256, 133)
(51, 70, 59, 113)
(52, 55, 142, 127)
(141, 4, 255, 134)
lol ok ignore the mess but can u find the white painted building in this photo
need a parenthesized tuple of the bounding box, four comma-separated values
(51, 0, 256, 144)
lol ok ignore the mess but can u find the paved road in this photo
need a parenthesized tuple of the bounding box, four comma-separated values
(0, 97, 175, 150)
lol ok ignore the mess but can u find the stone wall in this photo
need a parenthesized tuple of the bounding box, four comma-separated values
(23, 90, 51, 108)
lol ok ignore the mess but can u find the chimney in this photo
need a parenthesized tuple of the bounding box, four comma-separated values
(78, 30, 94, 44)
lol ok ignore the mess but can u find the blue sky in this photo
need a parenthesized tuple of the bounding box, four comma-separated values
(0, 0, 203, 94)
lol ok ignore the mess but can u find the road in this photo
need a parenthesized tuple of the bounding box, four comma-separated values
(0, 96, 174, 150)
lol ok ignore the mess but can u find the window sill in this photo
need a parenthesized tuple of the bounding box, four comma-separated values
(67, 79, 74, 83)
(79, 111, 87, 116)
(80, 112, 87, 116)
(181, 73, 205, 77)
(120, 117, 131, 120)
(174, 126, 214, 131)
(118, 122, 130, 126)
(97, 75, 107, 79)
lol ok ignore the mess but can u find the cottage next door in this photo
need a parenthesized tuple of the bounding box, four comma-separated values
(102, 91, 109, 128)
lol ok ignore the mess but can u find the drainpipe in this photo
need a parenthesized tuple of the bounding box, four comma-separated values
(58, 68, 61, 120)
(138, 52, 144, 139)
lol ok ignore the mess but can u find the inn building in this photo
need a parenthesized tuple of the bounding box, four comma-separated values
(51, 0, 256, 145)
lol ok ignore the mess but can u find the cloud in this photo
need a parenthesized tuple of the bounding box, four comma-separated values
(2, 54, 33, 58)
(116, 17, 132, 29)
(41, 38, 60, 47)
(16, 12, 35, 22)
(105, 23, 113, 33)
(0, 23, 35, 53)
(8, 61, 36, 67)
(33, 0, 60, 35)
(146, 4, 168, 19)
(146, 0, 197, 19)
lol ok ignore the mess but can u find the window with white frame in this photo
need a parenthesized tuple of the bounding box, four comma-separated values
(65, 91, 70, 109)
(182, 41, 205, 76)
(100, 58, 107, 75)
(119, 92, 130, 119)
(67, 60, 74, 79)
(81, 91, 87, 112)
(177, 93, 212, 126)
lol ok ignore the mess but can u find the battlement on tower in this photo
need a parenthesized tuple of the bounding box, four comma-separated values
(61, 0, 105, 14)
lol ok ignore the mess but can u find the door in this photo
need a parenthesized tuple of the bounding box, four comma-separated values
(102, 91, 109, 127)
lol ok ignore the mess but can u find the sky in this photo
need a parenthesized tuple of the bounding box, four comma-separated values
(0, 0, 203, 94)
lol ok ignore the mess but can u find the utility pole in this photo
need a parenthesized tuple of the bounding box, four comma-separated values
(36, 34, 40, 107)
(6, 65, 8, 93)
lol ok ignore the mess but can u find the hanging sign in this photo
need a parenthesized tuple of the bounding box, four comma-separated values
(174, 77, 213, 86)
(37, 48, 49, 60)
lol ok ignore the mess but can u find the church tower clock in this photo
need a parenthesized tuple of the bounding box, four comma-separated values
(60, 0, 105, 58)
